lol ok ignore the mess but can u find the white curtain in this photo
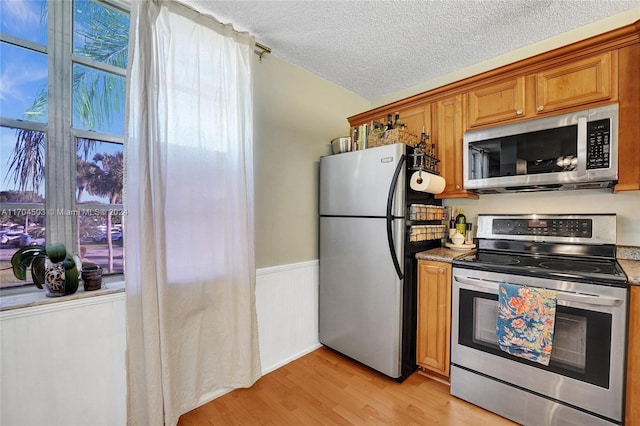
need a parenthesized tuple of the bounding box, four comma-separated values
(123, 2, 261, 425)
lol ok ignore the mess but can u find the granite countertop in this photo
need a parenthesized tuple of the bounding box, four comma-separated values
(619, 259, 640, 286)
(618, 246, 640, 286)
(416, 247, 475, 262)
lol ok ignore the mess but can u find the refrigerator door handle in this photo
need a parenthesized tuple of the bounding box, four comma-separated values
(387, 154, 405, 280)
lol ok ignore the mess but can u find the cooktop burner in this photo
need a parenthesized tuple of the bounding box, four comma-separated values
(476, 252, 522, 265)
(538, 260, 602, 273)
(454, 250, 627, 286)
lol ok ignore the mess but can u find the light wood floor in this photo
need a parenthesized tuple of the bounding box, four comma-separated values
(178, 346, 517, 425)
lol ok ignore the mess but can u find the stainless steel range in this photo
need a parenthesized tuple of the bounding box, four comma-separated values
(451, 214, 628, 425)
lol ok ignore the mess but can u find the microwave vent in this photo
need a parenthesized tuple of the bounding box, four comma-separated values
(470, 180, 616, 194)
(574, 181, 616, 190)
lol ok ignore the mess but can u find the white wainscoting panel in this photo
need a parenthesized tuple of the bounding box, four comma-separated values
(0, 293, 127, 426)
(255, 260, 321, 374)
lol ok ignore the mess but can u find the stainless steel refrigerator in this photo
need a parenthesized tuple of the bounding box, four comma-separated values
(319, 142, 441, 381)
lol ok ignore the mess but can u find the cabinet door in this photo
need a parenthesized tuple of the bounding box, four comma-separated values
(416, 260, 451, 378)
(466, 76, 525, 128)
(434, 95, 476, 199)
(627, 285, 640, 424)
(535, 51, 615, 114)
(399, 104, 432, 138)
(615, 44, 640, 192)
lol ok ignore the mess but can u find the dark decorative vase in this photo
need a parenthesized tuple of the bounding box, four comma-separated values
(81, 262, 103, 291)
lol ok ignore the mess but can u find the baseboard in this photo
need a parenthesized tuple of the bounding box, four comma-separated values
(261, 343, 323, 375)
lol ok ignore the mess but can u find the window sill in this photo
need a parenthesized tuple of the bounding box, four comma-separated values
(0, 278, 125, 312)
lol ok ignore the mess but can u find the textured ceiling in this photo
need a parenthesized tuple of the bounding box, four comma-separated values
(185, 1, 640, 101)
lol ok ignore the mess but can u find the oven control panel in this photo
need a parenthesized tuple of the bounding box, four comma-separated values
(492, 218, 592, 238)
(476, 214, 616, 244)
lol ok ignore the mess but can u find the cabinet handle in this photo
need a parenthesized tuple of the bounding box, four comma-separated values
(537, 105, 544, 112)
(438, 268, 444, 274)
(455, 184, 461, 190)
(516, 109, 523, 115)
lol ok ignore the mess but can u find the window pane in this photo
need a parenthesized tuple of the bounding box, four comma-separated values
(0, 126, 46, 200)
(79, 210, 123, 274)
(72, 64, 125, 134)
(0, 211, 46, 289)
(0, 43, 48, 122)
(73, 0, 129, 69)
(76, 139, 123, 205)
(0, 0, 47, 45)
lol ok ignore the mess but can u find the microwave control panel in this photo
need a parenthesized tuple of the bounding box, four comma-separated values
(586, 119, 610, 170)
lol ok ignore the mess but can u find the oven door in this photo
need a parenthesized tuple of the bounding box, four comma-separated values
(451, 268, 628, 423)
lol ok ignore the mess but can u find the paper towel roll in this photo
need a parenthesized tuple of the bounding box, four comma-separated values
(410, 171, 446, 194)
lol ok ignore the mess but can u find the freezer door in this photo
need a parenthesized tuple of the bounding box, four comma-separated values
(319, 216, 405, 378)
(319, 143, 405, 217)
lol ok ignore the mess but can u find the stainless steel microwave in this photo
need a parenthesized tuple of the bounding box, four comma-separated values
(463, 103, 618, 193)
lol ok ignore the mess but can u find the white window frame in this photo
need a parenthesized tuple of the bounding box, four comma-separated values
(0, 0, 129, 296)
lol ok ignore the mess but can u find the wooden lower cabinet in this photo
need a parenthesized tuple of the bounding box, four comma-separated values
(627, 285, 640, 425)
(416, 260, 452, 381)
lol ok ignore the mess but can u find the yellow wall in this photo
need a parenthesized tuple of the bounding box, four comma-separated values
(253, 55, 369, 268)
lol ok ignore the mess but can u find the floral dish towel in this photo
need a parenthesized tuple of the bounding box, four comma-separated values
(496, 283, 557, 366)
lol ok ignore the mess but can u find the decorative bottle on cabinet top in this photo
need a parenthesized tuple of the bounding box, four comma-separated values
(455, 210, 466, 237)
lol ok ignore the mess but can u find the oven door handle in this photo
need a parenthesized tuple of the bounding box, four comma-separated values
(453, 275, 624, 307)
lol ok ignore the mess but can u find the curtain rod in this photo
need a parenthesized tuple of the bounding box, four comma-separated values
(255, 42, 271, 62)
(168, 1, 272, 62)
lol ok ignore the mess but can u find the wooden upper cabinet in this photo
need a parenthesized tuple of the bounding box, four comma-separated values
(466, 76, 525, 128)
(534, 51, 617, 114)
(614, 43, 640, 191)
(434, 95, 477, 199)
(350, 105, 431, 145)
(466, 51, 618, 129)
(361, 105, 431, 138)
(398, 104, 432, 139)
